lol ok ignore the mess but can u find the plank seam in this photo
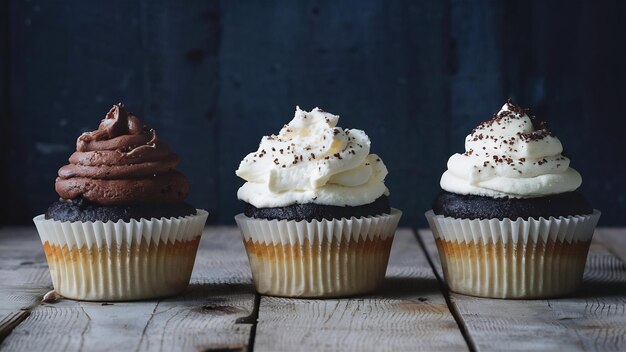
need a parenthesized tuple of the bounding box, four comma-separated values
(414, 228, 477, 352)
(135, 301, 159, 351)
(0, 282, 50, 345)
(244, 293, 260, 352)
(78, 305, 92, 352)
(0, 311, 30, 344)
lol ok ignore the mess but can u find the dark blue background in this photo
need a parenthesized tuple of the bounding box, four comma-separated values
(1, 0, 625, 227)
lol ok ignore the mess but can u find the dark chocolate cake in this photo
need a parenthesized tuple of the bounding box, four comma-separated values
(46, 197, 196, 222)
(432, 191, 592, 220)
(244, 195, 390, 222)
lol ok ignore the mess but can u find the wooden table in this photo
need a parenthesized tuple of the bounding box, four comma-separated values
(0, 227, 624, 352)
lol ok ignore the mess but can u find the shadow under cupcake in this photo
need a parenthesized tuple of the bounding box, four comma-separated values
(426, 101, 600, 299)
(33, 103, 208, 301)
(234, 107, 402, 298)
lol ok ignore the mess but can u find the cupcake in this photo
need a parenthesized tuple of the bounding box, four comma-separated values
(425, 101, 600, 299)
(234, 107, 402, 297)
(33, 103, 208, 301)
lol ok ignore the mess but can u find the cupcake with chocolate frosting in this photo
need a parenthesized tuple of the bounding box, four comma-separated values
(235, 107, 402, 298)
(33, 103, 208, 301)
(425, 101, 600, 299)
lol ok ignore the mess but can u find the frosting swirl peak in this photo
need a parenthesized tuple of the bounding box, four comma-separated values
(236, 107, 389, 208)
(440, 101, 582, 198)
(55, 103, 189, 205)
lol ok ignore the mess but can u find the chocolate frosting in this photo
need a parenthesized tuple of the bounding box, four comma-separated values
(55, 103, 189, 205)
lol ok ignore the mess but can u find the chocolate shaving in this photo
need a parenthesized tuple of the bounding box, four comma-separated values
(42, 290, 62, 303)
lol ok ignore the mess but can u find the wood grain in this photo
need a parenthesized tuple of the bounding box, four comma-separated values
(0, 227, 257, 352)
(2, 226, 625, 351)
(0, 228, 52, 341)
(252, 229, 468, 352)
(595, 228, 626, 264)
(418, 228, 626, 352)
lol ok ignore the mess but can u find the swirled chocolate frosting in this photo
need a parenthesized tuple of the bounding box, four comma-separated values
(55, 103, 189, 205)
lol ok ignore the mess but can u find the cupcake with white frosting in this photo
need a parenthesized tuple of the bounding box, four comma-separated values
(235, 107, 402, 297)
(425, 101, 600, 299)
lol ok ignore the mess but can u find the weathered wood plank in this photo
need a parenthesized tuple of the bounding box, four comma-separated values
(0, 227, 257, 352)
(0, 228, 52, 341)
(595, 229, 626, 264)
(253, 229, 468, 352)
(418, 228, 626, 352)
(4, 226, 624, 350)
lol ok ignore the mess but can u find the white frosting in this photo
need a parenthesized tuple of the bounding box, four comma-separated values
(236, 107, 389, 207)
(441, 102, 582, 198)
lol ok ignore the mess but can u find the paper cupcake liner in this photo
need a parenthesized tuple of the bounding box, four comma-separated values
(425, 210, 601, 299)
(235, 209, 402, 298)
(33, 210, 208, 301)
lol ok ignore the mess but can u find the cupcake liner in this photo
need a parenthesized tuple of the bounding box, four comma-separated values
(235, 209, 402, 297)
(425, 210, 601, 299)
(33, 210, 208, 301)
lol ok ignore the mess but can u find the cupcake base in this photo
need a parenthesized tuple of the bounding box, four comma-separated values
(243, 236, 394, 298)
(34, 210, 208, 301)
(236, 209, 402, 298)
(425, 210, 601, 299)
(42, 238, 201, 301)
(434, 238, 590, 298)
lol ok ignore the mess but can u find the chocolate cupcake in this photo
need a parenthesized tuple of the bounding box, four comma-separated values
(425, 101, 600, 299)
(234, 107, 402, 297)
(33, 103, 208, 301)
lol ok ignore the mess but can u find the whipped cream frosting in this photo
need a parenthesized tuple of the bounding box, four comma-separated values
(236, 107, 389, 208)
(440, 101, 582, 198)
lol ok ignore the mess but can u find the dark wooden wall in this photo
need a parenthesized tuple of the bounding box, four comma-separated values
(2, 0, 625, 227)
(1, 0, 9, 227)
